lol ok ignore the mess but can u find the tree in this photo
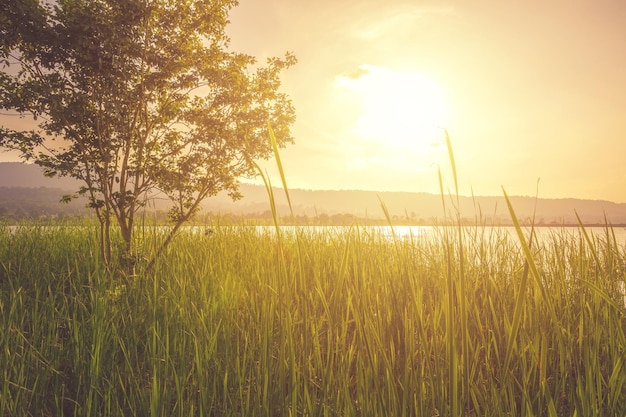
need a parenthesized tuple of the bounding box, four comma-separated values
(0, 0, 296, 270)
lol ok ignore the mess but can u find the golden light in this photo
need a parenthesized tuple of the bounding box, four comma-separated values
(337, 64, 448, 153)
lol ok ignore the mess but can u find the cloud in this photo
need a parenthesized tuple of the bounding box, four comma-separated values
(343, 67, 370, 80)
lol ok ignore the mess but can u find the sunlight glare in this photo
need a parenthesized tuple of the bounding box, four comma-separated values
(337, 65, 448, 153)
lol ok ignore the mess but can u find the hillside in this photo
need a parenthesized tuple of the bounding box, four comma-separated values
(0, 162, 81, 189)
(1, 162, 626, 224)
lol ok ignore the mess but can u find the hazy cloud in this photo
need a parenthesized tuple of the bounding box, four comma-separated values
(343, 67, 370, 80)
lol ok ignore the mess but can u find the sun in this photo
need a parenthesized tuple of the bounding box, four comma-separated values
(337, 65, 448, 153)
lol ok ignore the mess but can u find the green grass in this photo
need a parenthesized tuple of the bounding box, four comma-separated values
(1, 220, 625, 416)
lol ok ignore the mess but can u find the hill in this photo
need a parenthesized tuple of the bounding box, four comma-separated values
(0, 162, 82, 189)
(1, 162, 626, 224)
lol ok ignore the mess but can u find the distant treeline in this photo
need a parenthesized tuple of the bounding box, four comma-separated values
(2, 185, 626, 227)
(0, 187, 391, 225)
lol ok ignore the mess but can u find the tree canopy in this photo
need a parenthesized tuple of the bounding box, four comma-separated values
(0, 0, 296, 269)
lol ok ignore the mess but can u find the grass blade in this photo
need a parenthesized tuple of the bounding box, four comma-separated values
(268, 122, 293, 215)
(502, 187, 560, 376)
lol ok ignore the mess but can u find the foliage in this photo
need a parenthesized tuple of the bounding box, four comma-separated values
(0, 0, 296, 267)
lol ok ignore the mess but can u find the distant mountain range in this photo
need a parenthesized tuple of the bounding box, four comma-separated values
(1, 162, 626, 224)
(0, 162, 82, 189)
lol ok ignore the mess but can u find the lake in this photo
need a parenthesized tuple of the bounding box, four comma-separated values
(240, 224, 626, 247)
(5, 223, 626, 247)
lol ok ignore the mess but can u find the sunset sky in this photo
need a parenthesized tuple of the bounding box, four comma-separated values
(226, 0, 626, 203)
(1, 0, 626, 203)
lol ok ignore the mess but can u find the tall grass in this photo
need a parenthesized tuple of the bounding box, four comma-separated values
(1, 218, 625, 416)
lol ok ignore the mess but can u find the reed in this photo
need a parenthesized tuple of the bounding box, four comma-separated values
(1, 215, 625, 416)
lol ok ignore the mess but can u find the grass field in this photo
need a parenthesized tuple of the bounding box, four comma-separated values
(1, 219, 625, 416)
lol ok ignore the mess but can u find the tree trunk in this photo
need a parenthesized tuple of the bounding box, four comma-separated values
(97, 208, 112, 271)
(118, 215, 136, 275)
(145, 218, 186, 273)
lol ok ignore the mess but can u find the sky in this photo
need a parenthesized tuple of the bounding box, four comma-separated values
(224, 0, 626, 202)
(2, 0, 626, 203)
